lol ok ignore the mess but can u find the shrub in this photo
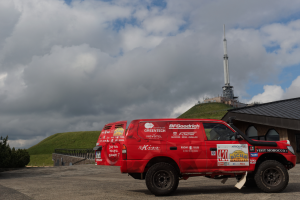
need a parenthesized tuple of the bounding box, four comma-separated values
(0, 136, 30, 168)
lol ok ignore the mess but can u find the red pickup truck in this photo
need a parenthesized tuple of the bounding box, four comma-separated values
(94, 118, 296, 196)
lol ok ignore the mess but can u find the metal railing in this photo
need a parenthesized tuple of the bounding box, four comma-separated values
(54, 149, 95, 159)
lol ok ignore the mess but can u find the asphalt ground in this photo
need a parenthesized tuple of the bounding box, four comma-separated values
(1, 164, 300, 200)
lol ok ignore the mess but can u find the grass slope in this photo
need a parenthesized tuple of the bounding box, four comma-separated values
(178, 103, 232, 119)
(27, 131, 100, 166)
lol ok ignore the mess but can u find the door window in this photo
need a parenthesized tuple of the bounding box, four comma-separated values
(203, 123, 235, 140)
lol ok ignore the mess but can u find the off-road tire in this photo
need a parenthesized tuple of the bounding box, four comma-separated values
(254, 160, 289, 193)
(145, 162, 179, 196)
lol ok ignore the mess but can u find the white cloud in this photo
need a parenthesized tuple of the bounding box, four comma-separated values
(248, 76, 300, 103)
(1, 0, 300, 148)
(248, 85, 284, 103)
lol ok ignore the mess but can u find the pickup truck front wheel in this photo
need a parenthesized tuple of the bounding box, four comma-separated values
(145, 162, 179, 196)
(255, 160, 289, 193)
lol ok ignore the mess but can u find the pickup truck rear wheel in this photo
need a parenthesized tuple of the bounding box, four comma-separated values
(254, 160, 289, 193)
(145, 162, 179, 196)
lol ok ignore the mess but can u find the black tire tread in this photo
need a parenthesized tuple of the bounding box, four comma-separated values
(254, 160, 289, 193)
(145, 162, 179, 196)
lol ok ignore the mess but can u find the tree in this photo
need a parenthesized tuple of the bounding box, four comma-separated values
(0, 136, 30, 168)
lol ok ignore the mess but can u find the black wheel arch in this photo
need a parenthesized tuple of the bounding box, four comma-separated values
(255, 153, 293, 170)
(145, 157, 181, 174)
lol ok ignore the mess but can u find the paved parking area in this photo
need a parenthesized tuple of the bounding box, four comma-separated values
(1, 164, 300, 200)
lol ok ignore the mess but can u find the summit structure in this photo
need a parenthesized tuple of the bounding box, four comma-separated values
(202, 25, 246, 108)
(222, 25, 236, 100)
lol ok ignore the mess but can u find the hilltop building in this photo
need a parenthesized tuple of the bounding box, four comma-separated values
(203, 25, 246, 108)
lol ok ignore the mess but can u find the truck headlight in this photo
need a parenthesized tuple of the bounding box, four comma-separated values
(287, 146, 295, 155)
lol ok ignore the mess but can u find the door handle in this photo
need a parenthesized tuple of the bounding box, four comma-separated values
(210, 148, 217, 151)
(170, 147, 177, 150)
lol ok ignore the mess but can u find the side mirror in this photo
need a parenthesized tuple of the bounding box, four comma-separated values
(235, 132, 242, 140)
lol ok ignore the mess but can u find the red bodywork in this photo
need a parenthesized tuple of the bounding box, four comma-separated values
(95, 119, 296, 177)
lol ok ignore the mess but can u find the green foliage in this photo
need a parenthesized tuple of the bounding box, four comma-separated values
(27, 131, 100, 166)
(177, 103, 232, 119)
(27, 154, 53, 166)
(0, 136, 30, 168)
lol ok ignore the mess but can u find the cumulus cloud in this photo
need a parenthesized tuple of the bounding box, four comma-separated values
(1, 0, 300, 148)
(248, 76, 300, 103)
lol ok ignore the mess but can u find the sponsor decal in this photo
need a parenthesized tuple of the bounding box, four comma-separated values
(96, 143, 99, 146)
(218, 162, 229, 166)
(171, 132, 180, 138)
(231, 144, 247, 149)
(218, 145, 229, 149)
(144, 123, 166, 133)
(144, 128, 166, 132)
(181, 146, 199, 152)
(145, 123, 154, 128)
(257, 149, 288, 153)
(179, 132, 196, 136)
(211, 151, 216, 156)
(229, 150, 248, 162)
(169, 124, 200, 129)
(113, 128, 124, 136)
(146, 134, 162, 139)
(107, 143, 120, 161)
(218, 149, 229, 162)
(138, 145, 160, 151)
(250, 159, 256, 164)
(250, 153, 258, 157)
(249, 146, 255, 152)
(217, 144, 249, 166)
(102, 130, 109, 134)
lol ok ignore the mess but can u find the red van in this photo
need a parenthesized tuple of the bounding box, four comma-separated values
(94, 118, 296, 196)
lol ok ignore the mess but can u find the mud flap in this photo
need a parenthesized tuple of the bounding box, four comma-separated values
(235, 172, 247, 189)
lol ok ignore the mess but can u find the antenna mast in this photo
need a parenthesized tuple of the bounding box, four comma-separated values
(223, 24, 229, 86)
(222, 25, 235, 100)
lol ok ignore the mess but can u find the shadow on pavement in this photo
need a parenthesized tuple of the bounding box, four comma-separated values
(129, 185, 263, 196)
(130, 182, 300, 196)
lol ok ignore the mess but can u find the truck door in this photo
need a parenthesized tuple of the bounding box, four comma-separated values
(135, 121, 168, 159)
(203, 123, 249, 171)
(166, 121, 206, 173)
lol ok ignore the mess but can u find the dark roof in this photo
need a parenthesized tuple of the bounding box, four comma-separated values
(228, 97, 300, 120)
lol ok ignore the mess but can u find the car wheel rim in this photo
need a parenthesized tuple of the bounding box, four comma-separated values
(262, 167, 282, 187)
(153, 170, 171, 189)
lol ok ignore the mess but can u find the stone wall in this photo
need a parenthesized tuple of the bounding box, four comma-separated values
(52, 153, 95, 166)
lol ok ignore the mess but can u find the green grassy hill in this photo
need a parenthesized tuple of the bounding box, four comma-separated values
(178, 102, 232, 119)
(27, 131, 100, 166)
